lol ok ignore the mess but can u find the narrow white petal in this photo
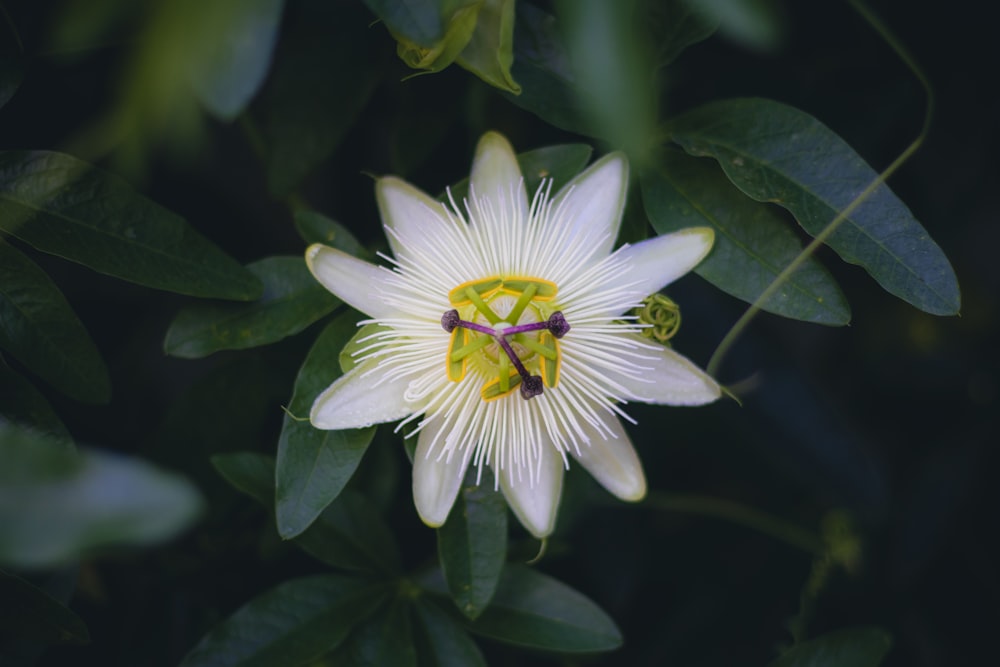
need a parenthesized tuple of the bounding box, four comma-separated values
(604, 334, 721, 405)
(305, 244, 398, 320)
(413, 418, 470, 528)
(469, 131, 528, 217)
(605, 228, 715, 310)
(548, 152, 629, 266)
(570, 411, 646, 501)
(499, 435, 564, 538)
(376, 177, 453, 260)
(310, 356, 413, 430)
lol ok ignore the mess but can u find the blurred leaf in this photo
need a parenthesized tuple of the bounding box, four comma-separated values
(682, 0, 784, 52)
(0, 151, 261, 300)
(164, 256, 339, 358)
(422, 564, 622, 652)
(456, 0, 520, 93)
(0, 361, 73, 446)
(294, 210, 367, 258)
(213, 453, 400, 575)
(276, 314, 375, 539)
(647, 0, 718, 68)
(669, 98, 960, 315)
(211, 451, 275, 508)
(0, 422, 203, 569)
(363, 0, 455, 46)
(767, 626, 892, 667)
(178, 574, 387, 667)
(0, 240, 111, 403)
(0, 569, 89, 644)
(437, 467, 507, 620)
(502, 3, 589, 134)
(0, 565, 80, 666)
(333, 599, 417, 667)
(260, 0, 383, 197)
(0, 56, 22, 111)
(187, 0, 285, 120)
(412, 598, 486, 667)
(641, 150, 851, 325)
(447, 143, 594, 202)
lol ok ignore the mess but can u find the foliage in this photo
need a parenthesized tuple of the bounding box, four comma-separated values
(0, 0, 986, 665)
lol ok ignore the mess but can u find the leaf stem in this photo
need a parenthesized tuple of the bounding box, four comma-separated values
(707, 0, 935, 378)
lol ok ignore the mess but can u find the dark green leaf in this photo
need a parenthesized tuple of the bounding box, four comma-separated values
(260, 0, 383, 196)
(421, 564, 622, 652)
(767, 626, 892, 667)
(0, 360, 73, 447)
(669, 98, 960, 315)
(0, 240, 111, 403)
(641, 149, 850, 325)
(412, 598, 486, 667)
(213, 452, 399, 574)
(330, 599, 417, 667)
(446, 143, 594, 203)
(0, 56, 22, 111)
(211, 452, 275, 508)
(646, 0, 718, 67)
(276, 314, 375, 539)
(294, 210, 367, 258)
(178, 574, 387, 667)
(187, 0, 285, 120)
(0, 422, 203, 568)
(683, 0, 784, 52)
(0, 151, 260, 299)
(437, 467, 507, 620)
(502, 3, 589, 135)
(164, 256, 339, 358)
(0, 569, 89, 644)
(0, 565, 79, 666)
(362, 0, 449, 47)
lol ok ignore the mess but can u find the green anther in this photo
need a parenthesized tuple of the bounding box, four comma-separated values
(506, 282, 538, 323)
(447, 328, 467, 381)
(502, 278, 557, 301)
(465, 287, 501, 324)
(538, 332, 560, 388)
(449, 333, 491, 362)
(498, 351, 510, 392)
(634, 293, 681, 344)
(448, 277, 502, 305)
(516, 336, 558, 361)
(481, 372, 522, 401)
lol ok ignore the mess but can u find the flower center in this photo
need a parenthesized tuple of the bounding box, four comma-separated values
(441, 276, 569, 401)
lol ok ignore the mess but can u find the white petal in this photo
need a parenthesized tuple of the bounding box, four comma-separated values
(309, 356, 413, 430)
(412, 418, 469, 528)
(376, 177, 453, 260)
(305, 244, 398, 320)
(609, 334, 721, 405)
(606, 228, 715, 310)
(570, 412, 646, 502)
(549, 152, 629, 264)
(469, 131, 528, 217)
(499, 436, 564, 538)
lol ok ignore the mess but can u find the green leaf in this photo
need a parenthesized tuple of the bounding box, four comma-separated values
(0, 361, 73, 447)
(260, 0, 383, 197)
(456, 0, 520, 93)
(276, 314, 375, 539)
(767, 626, 892, 667)
(683, 0, 784, 52)
(446, 143, 594, 203)
(294, 210, 367, 258)
(0, 151, 261, 300)
(669, 98, 960, 315)
(178, 574, 387, 667)
(0, 240, 111, 403)
(641, 150, 850, 325)
(502, 3, 589, 135)
(0, 569, 89, 644)
(187, 0, 285, 120)
(0, 422, 203, 569)
(213, 453, 400, 575)
(647, 0, 718, 67)
(362, 0, 452, 47)
(412, 598, 486, 667)
(332, 599, 417, 667)
(164, 256, 340, 358)
(437, 467, 507, 620)
(422, 564, 622, 652)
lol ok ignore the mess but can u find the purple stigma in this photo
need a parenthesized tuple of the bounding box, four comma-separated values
(520, 375, 544, 399)
(441, 309, 461, 332)
(547, 311, 570, 338)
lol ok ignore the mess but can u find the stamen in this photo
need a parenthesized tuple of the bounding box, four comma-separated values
(502, 311, 571, 338)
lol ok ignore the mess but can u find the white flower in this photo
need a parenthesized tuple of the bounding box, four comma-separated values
(305, 132, 720, 538)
